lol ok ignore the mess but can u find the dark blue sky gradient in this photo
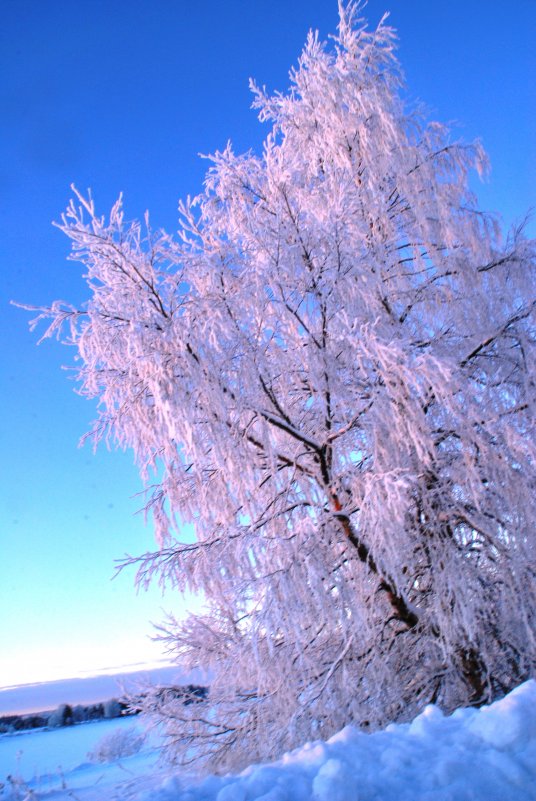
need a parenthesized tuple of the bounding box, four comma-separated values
(1, 0, 534, 685)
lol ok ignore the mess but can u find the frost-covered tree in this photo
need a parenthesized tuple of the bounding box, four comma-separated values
(29, 2, 535, 772)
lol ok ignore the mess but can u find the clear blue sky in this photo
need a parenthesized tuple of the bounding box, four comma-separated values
(1, 0, 534, 687)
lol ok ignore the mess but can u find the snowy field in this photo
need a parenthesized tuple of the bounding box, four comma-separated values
(1, 677, 536, 800)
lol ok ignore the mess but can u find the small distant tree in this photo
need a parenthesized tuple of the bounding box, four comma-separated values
(28, 2, 535, 772)
(48, 703, 73, 728)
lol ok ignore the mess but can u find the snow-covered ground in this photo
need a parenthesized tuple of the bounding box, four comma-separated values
(0, 716, 161, 799)
(1, 679, 536, 800)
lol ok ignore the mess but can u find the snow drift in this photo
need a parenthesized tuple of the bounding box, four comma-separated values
(2, 679, 535, 800)
(147, 679, 536, 801)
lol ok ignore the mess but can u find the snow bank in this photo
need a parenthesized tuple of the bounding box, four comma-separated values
(141, 680, 536, 801)
(1, 680, 535, 800)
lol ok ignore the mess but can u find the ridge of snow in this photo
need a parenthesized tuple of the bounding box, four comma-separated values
(2, 679, 536, 800)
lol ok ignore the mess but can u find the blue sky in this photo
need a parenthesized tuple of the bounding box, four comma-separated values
(1, 0, 534, 687)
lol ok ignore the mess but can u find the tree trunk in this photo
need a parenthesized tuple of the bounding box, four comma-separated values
(331, 492, 418, 630)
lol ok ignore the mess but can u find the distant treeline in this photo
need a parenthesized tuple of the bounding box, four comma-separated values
(0, 684, 207, 734)
(0, 698, 130, 734)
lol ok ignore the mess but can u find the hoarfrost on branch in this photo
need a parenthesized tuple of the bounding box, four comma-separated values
(28, 1, 536, 772)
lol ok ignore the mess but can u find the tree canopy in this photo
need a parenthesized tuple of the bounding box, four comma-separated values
(30, 2, 535, 772)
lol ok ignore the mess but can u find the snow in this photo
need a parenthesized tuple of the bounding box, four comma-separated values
(2, 679, 536, 800)
(0, 717, 155, 795)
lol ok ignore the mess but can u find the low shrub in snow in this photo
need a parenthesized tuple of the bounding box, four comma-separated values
(87, 725, 146, 763)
